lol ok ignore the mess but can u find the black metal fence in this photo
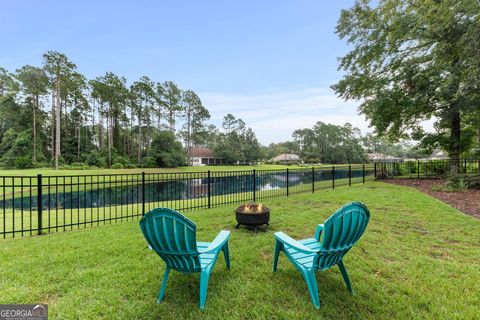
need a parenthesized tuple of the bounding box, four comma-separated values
(1, 165, 374, 238)
(374, 159, 480, 179)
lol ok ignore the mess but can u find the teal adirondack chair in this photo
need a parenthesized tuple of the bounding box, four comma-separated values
(273, 202, 370, 308)
(139, 208, 231, 310)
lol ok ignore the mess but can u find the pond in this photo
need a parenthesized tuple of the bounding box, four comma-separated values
(2, 168, 363, 210)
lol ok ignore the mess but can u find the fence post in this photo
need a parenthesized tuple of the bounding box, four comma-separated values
(207, 170, 211, 208)
(286, 168, 289, 196)
(332, 166, 335, 189)
(37, 174, 43, 235)
(348, 165, 352, 187)
(417, 160, 420, 179)
(362, 164, 365, 184)
(253, 169, 256, 202)
(141, 172, 145, 216)
(312, 167, 315, 193)
(374, 163, 377, 178)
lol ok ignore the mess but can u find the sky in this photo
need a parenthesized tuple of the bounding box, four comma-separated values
(1, 0, 372, 144)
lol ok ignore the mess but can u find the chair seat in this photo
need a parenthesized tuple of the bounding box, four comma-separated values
(197, 241, 216, 270)
(283, 238, 320, 269)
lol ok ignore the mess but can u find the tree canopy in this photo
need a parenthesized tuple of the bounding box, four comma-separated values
(0, 51, 264, 169)
(333, 0, 480, 172)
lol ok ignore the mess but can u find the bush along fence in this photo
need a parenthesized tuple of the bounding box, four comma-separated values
(374, 159, 480, 179)
(0, 165, 374, 238)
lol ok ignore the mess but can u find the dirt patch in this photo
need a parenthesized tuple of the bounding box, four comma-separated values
(383, 179, 480, 219)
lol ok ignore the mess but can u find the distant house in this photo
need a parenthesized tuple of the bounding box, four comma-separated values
(420, 149, 448, 160)
(367, 153, 402, 162)
(188, 147, 224, 166)
(271, 153, 301, 164)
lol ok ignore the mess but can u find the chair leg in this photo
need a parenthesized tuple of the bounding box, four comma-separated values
(338, 260, 354, 295)
(199, 270, 211, 310)
(157, 266, 170, 304)
(302, 269, 320, 309)
(222, 243, 230, 269)
(273, 239, 283, 271)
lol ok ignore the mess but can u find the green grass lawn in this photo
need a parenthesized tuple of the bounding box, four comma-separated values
(1, 181, 478, 319)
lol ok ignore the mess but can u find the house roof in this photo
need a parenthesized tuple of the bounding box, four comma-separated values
(271, 153, 300, 161)
(188, 147, 216, 158)
(367, 153, 400, 161)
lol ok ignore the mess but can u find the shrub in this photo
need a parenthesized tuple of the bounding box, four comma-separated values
(86, 151, 106, 168)
(447, 173, 480, 190)
(140, 156, 156, 168)
(465, 174, 480, 189)
(111, 163, 124, 169)
(148, 131, 185, 167)
(112, 155, 131, 166)
(68, 162, 90, 170)
(124, 163, 137, 169)
(50, 155, 66, 167)
(34, 162, 50, 168)
(15, 156, 34, 169)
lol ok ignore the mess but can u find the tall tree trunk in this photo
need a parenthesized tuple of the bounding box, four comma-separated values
(449, 109, 461, 174)
(51, 91, 55, 161)
(55, 79, 61, 170)
(33, 94, 37, 163)
(92, 103, 96, 148)
(98, 106, 104, 150)
(137, 115, 142, 164)
(63, 101, 68, 161)
(169, 109, 175, 133)
(107, 116, 112, 167)
(129, 109, 134, 158)
(77, 125, 81, 162)
(477, 127, 480, 173)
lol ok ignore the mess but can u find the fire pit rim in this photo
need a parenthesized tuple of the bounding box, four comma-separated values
(234, 202, 270, 215)
(234, 203, 270, 229)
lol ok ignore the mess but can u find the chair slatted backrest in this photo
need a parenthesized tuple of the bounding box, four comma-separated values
(315, 202, 370, 270)
(140, 208, 201, 272)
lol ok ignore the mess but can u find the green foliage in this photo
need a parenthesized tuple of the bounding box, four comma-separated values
(333, 0, 480, 172)
(448, 173, 480, 190)
(110, 163, 124, 169)
(112, 155, 131, 166)
(15, 156, 33, 169)
(0, 129, 45, 168)
(139, 156, 156, 168)
(363, 134, 429, 159)
(85, 151, 107, 168)
(293, 122, 367, 164)
(213, 114, 261, 164)
(149, 131, 185, 167)
(64, 162, 90, 170)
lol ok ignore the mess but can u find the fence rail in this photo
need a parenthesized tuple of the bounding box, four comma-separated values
(1, 165, 375, 238)
(374, 159, 480, 179)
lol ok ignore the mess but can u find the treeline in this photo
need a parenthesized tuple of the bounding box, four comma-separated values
(0, 51, 262, 169)
(263, 121, 428, 164)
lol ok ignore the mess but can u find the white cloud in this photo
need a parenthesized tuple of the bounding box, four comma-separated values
(200, 87, 372, 144)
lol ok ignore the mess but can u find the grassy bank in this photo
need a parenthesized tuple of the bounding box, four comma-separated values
(0, 164, 319, 177)
(1, 182, 478, 319)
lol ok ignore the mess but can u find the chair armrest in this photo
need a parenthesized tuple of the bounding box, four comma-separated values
(198, 230, 231, 254)
(274, 232, 319, 255)
(314, 224, 324, 241)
